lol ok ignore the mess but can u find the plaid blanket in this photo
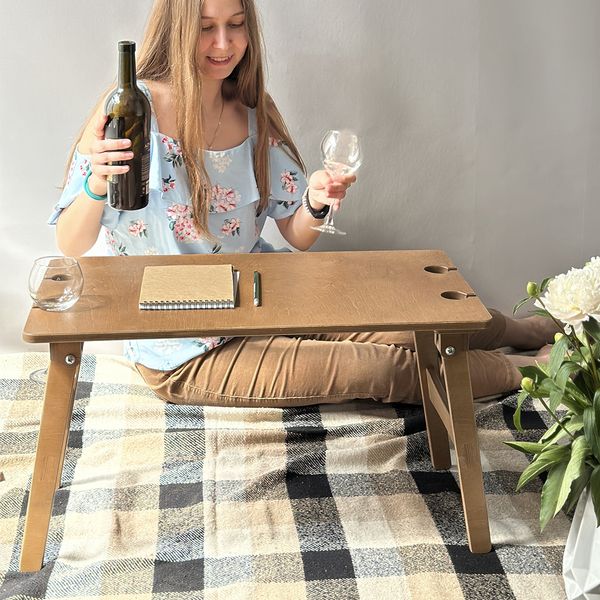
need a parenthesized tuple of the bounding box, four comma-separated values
(0, 352, 571, 599)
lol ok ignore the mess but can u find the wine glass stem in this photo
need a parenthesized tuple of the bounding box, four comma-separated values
(325, 207, 335, 227)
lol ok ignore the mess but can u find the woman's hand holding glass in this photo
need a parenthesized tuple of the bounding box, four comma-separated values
(310, 129, 362, 235)
(306, 168, 356, 213)
(87, 113, 133, 197)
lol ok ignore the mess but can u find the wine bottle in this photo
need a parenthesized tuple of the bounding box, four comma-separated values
(104, 41, 151, 211)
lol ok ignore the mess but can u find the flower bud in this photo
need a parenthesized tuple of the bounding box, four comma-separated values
(521, 377, 535, 394)
(526, 282, 539, 297)
(554, 332, 564, 344)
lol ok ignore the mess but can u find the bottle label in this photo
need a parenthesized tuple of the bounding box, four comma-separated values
(141, 141, 150, 195)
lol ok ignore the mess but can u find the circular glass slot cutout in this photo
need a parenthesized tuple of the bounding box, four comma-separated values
(424, 265, 457, 274)
(441, 290, 476, 300)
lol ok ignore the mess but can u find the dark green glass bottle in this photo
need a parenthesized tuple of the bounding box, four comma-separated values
(104, 41, 150, 211)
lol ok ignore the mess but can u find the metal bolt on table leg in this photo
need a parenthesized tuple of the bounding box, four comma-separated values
(64, 355, 77, 366)
(444, 346, 456, 357)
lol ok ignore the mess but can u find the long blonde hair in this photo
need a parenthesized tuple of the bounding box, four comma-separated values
(67, 0, 305, 238)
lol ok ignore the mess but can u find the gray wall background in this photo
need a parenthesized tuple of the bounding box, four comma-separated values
(1, 1, 598, 355)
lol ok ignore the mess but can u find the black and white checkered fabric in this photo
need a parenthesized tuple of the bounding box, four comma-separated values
(0, 353, 571, 599)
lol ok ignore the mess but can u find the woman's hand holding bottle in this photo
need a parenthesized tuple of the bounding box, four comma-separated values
(87, 113, 133, 198)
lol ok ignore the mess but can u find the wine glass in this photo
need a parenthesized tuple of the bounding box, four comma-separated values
(28, 256, 84, 312)
(311, 129, 362, 236)
(27, 256, 84, 384)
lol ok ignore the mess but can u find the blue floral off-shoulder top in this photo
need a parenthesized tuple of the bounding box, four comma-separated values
(49, 82, 307, 370)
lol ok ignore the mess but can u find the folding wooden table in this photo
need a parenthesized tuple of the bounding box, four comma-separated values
(20, 250, 493, 571)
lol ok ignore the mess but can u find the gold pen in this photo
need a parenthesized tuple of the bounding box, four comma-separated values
(253, 271, 261, 307)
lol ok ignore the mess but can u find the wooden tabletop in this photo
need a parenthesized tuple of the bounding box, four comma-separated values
(23, 250, 492, 343)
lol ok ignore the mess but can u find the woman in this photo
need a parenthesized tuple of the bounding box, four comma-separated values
(51, 0, 555, 406)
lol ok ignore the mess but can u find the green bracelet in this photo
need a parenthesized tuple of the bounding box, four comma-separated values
(83, 171, 108, 201)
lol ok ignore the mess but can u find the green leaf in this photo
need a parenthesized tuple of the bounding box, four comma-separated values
(549, 390, 565, 412)
(555, 361, 582, 391)
(540, 415, 584, 445)
(570, 349, 585, 363)
(590, 465, 600, 527)
(577, 370, 596, 398)
(517, 445, 570, 491)
(580, 346, 592, 363)
(540, 461, 569, 531)
(536, 378, 561, 398)
(583, 317, 600, 344)
(565, 465, 592, 513)
(548, 335, 571, 377)
(566, 415, 585, 435)
(504, 441, 549, 455)
(518, 365, 549, 383)
(540, 277, 553, 294)
(540, 418, 568, 444)
(554, 392, 585, 415)
(513, 389, 529, 432)
(584, 396, 600, 461)
(595, 387, 600, 422)
(584, 407, 596, 453)
(555, 436, 591, 516)
(513, 297, 531, 315)
(564, 380, 592, 410)
(530, 308, 553, 319)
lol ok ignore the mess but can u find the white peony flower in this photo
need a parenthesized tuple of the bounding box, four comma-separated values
(536, 260, 600, 335)
(584, 256, 600, 274)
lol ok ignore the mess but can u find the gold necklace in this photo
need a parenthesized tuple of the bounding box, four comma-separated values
(206, 94, 225, 150)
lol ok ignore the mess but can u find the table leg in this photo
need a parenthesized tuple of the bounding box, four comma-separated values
(439, 332, 491, 553)
(19, 342, 83, 572)
(413, 331, 451, 469)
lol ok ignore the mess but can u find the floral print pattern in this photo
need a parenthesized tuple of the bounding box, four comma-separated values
(105, 230, 128, 256)
(79, 158, 91, 178)
(152, 339, 183, 355)
(167, 203, 201, 242)
(210, 184, 240, 213)
(209, 152, 233, 174)
(221, 218, 241, 237)
(280, 170, 299, 195)
(51, 98, 308, 373)
(277, 199, 294, 209)
(192, 336, 229, 351)
(66, 154, 90, 186)
(128, 220, 148, 238)
(162, 175, 176, 193)
(162, 136, 183, 167)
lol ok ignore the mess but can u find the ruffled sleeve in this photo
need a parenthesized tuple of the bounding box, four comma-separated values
(48, 149, 118, 229)
(48, 149, 92, 225)
(265, 143, 307, 220)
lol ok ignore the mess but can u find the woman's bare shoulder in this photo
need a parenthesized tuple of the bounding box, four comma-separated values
(142, 80, 177, 137)
(142, 79, 167, 100)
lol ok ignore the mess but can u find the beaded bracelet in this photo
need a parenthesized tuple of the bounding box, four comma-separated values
(302, 187, 329, 219)
(83, 171, 108, 202)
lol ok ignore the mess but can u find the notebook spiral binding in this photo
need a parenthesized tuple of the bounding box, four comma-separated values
(140, 299, 234, 310)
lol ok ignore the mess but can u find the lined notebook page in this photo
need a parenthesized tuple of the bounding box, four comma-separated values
(139, 264, 236, 310)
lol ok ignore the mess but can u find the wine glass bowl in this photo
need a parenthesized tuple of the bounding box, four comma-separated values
(28, 256, 84, 311)
(311, 129, 362, 236)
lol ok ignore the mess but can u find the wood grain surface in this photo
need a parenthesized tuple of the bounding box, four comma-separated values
(23, 250, 492, 343)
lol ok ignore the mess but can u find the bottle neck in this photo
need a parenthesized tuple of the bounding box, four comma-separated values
(118, 49, 136, 89)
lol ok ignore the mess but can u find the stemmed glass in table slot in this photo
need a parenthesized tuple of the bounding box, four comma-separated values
(311, 129, 362, 236)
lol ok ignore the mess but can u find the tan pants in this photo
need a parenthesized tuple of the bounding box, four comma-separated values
(136, 309, 518, 407)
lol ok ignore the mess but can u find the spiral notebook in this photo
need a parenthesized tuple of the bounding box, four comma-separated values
(139, 264, 238, 310)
